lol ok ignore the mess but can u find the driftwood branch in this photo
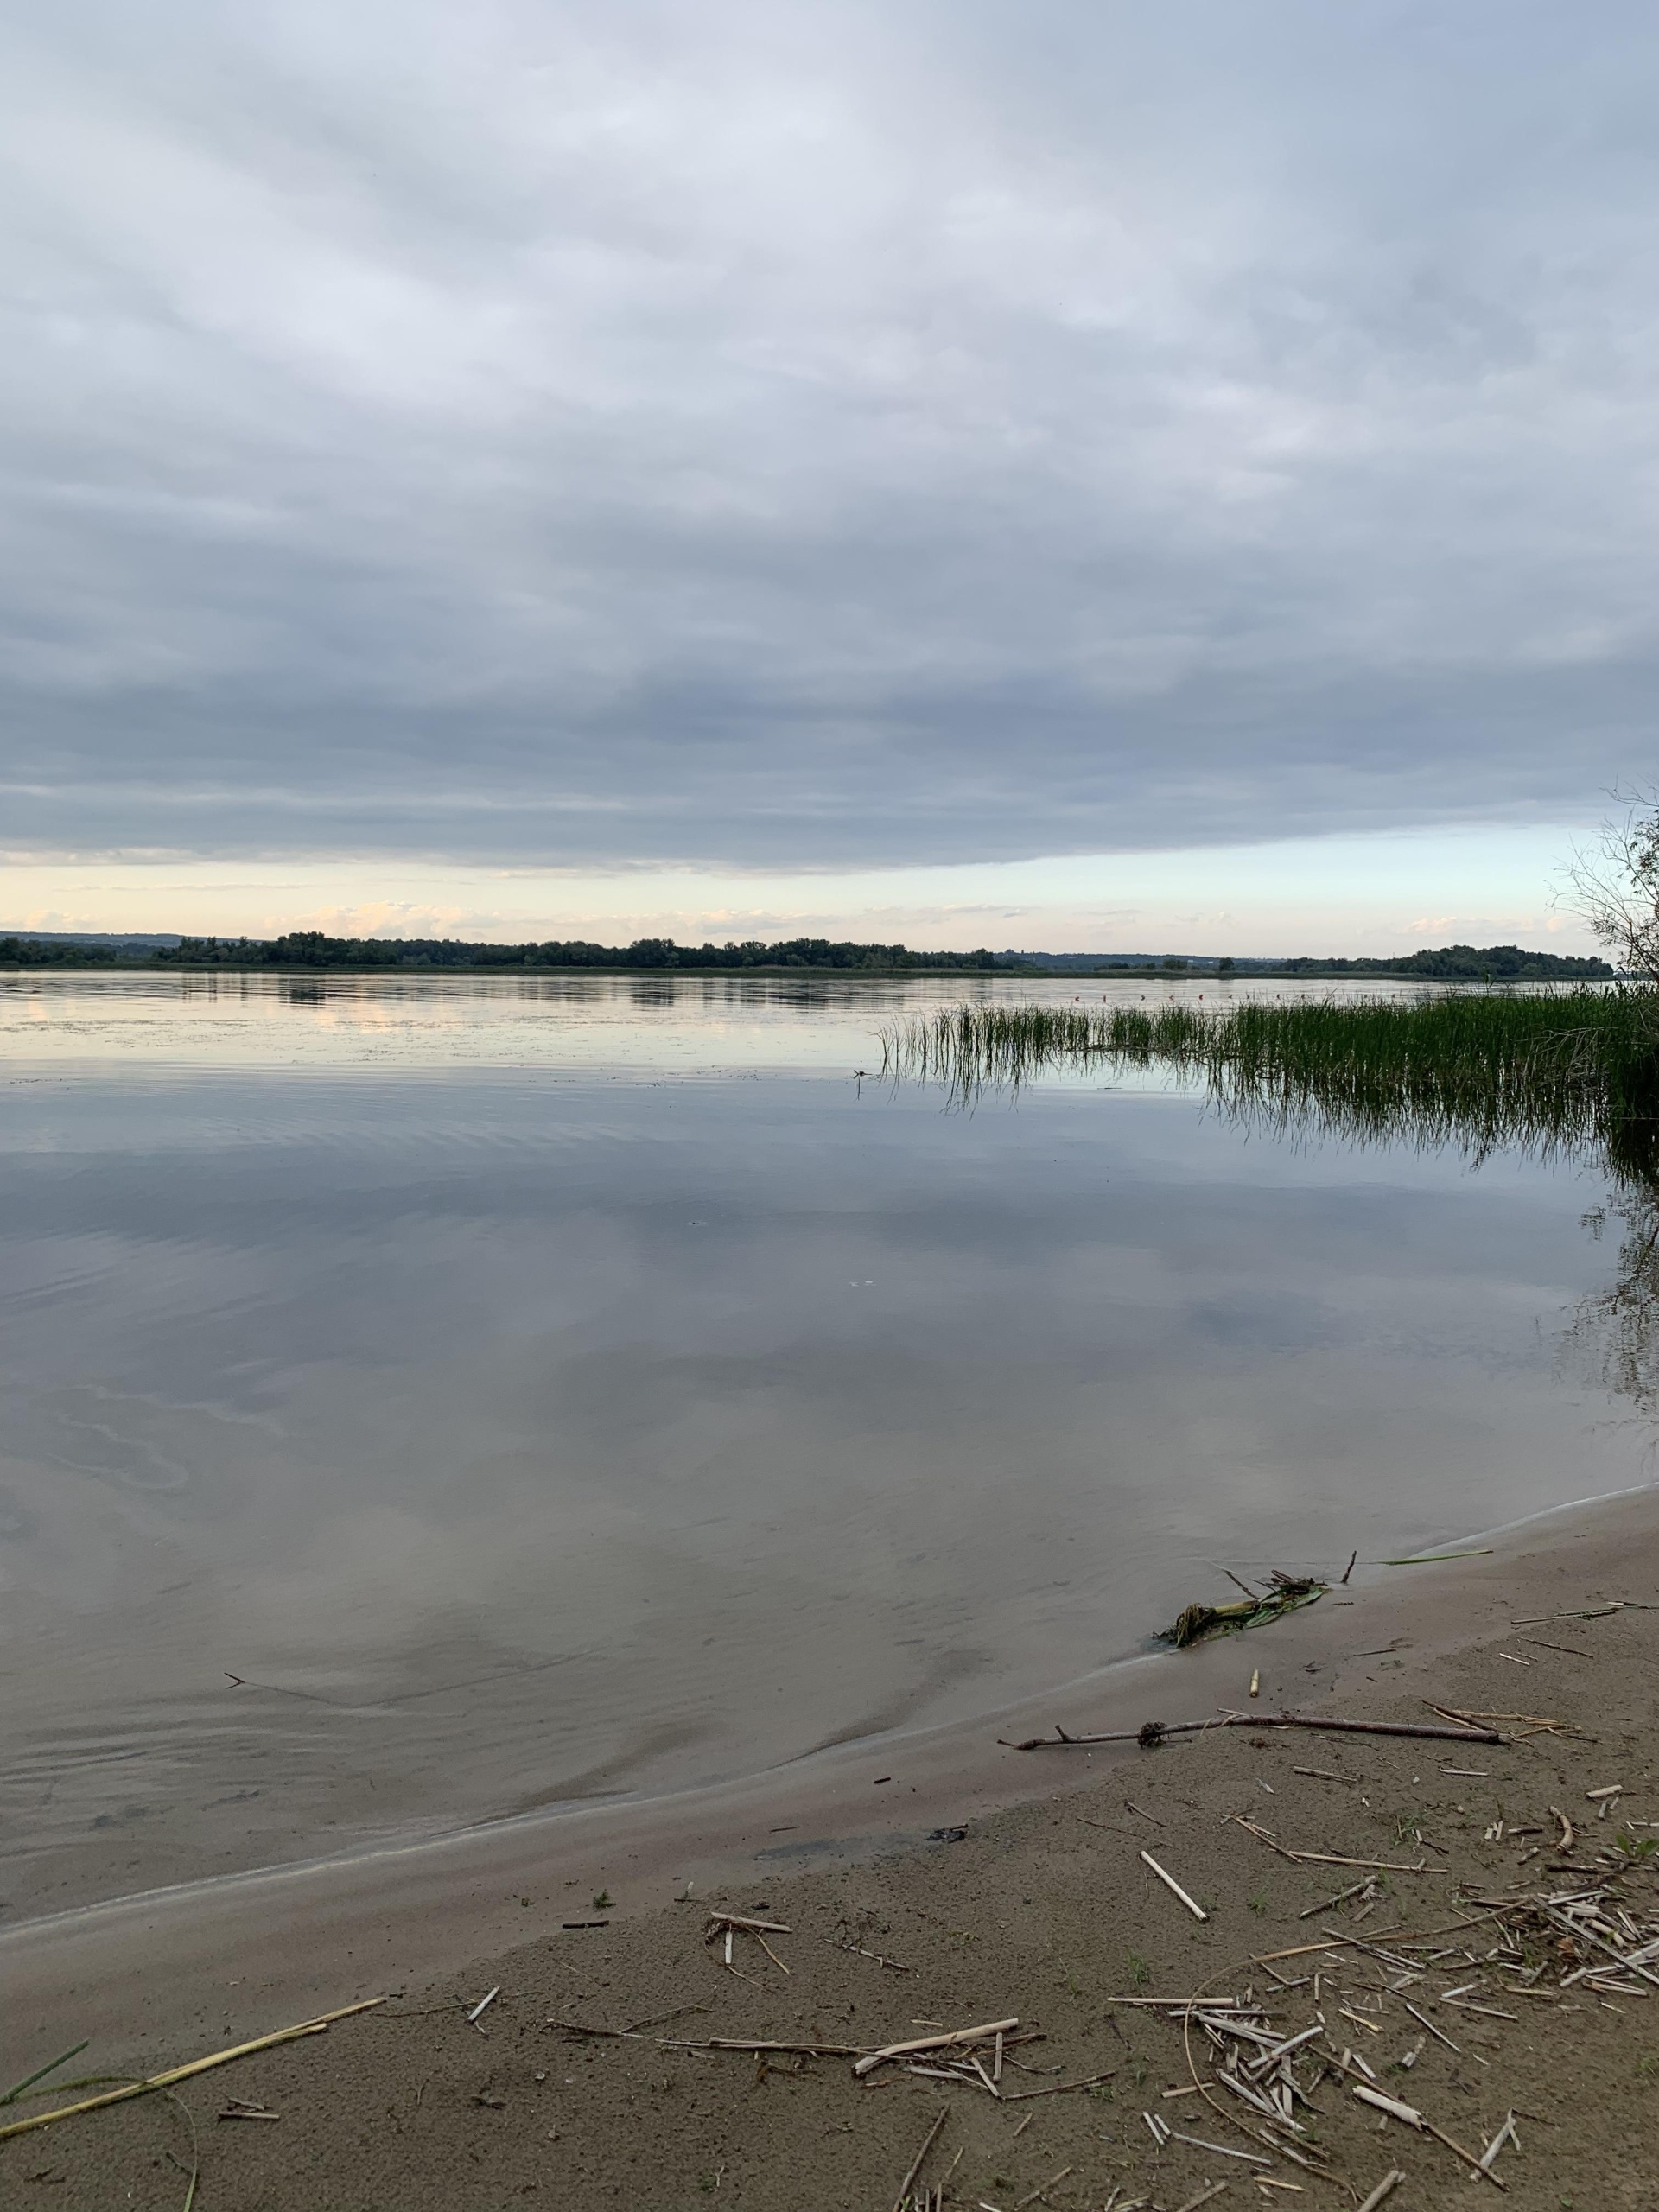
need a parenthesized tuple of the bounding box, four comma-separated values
(1002, 1709, 1505, 1751)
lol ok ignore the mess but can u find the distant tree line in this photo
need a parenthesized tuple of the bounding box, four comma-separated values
(1243, 944, 1612, 981)
(0, 932, 1615, 977)
(0, 936, 119, 965)
(149, 931, 1006, 971)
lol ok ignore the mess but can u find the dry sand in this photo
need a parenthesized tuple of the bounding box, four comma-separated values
(7, 1488, 1659, 2209)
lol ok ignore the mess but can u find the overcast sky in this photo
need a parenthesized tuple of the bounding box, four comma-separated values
(3, 3, 1656, 944)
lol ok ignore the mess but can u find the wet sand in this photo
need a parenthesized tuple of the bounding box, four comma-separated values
(6, 1485, 1659, 2206)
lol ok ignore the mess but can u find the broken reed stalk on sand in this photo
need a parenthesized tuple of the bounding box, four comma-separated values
(1139, 1849, 1209, 1921)
(891, 2107, 947, 2212)
(1231, 1815, 1449, 1874)
(854, 2018, 1020, 2077)
(0, 1999, 385, 2144)
(551, 2021, 866, 2056)
(1000, 2069, 1116, 2102)
(1162, 1914, 1510, 2185)
(1013, 2166, 1072, 2209)
(1172, 2183, 1229, 2212)
(1355, 2174, 1406, 2212)
(1337, 2056, 1504, 2189)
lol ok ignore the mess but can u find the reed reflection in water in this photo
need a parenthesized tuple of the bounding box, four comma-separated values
(5, 973, 1656, 1917)
(884, 988, 1659, 1426)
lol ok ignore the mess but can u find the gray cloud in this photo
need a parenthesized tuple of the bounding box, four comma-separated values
(3, 0, 1657, 868)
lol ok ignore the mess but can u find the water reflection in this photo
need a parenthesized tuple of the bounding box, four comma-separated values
(884, 989, 1659, 1429)
(1564, 1185, 1659, 1422)
(1, 974, 1654, 1918)
(1215, 1046, 1659, 1436)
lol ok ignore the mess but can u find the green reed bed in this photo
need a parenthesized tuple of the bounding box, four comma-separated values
(880, 986, 1659, 1167)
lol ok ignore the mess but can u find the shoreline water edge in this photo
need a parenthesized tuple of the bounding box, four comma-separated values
(7, 1481, 1656, 2065)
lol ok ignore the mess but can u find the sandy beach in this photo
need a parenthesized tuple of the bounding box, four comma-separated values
(11, 1, 1657, 2200)
(7, 1484, 1659, 2208)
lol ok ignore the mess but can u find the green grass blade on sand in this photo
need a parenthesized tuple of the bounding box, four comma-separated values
(1, 2043, 89, 2107)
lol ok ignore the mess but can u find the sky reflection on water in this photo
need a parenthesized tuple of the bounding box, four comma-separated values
(0, 973, 1648, 1916)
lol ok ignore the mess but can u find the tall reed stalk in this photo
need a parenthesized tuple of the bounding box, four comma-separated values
(880, 987, 1659, 1173)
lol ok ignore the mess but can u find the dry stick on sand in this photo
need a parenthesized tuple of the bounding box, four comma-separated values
(854, 2019, 1020, 2078)
(1338, 2059, 1504, 2190)
(1172, 1965, 1328, 2175)
(1013, 2168, 1072, 2209)
(691, 2037, 864, 2056)
(1111, 1997, 1252, 2009)
(1173, 2185, 1230, 2212)
(1475, 2113, 1519, 2177)
(1299, 1877, 1373, 1919)
(550, 2020, 862, 2056)
(1001, 2070, 1117, 2102)
(828, 1935, 910, 1973)
(1141, 1849, 1209, 1920)
(0, 1999, 385, 2144)
(1166, 1921, 1502, 2183)
(1355, 2174, 1406, 2212)
(1004, 1712, 1504, 1751)
(1402, 1999, 1459, 2053)
(1425, 1702, 1573, 1736)
(753, 1933, 791, 1976)
(891, 2107, 947, 2212)
(1231, 1817, 1448, 1875)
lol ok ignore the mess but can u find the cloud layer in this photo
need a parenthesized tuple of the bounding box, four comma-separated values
(4, 1, 1657, 868)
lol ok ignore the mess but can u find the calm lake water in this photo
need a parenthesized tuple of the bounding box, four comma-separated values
(0, 969, 1649, 1918)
